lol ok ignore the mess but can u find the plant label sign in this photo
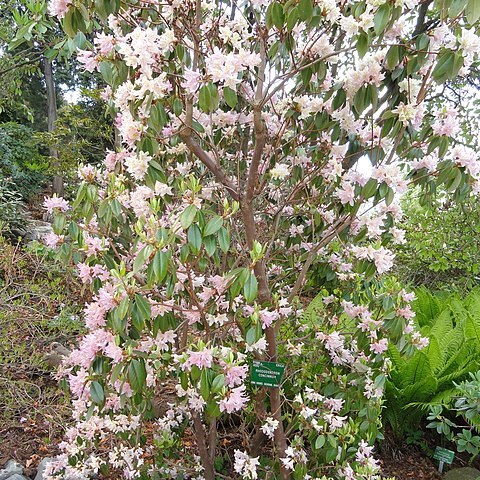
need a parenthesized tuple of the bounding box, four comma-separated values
(433, 446, 454, 472)
(433, 447, 454, 464)
(250, 360, 285, 388)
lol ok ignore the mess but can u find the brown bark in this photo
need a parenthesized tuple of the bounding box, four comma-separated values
(44, 57, 64, 197)
(241, 202, 290, 480)
(192, 412, 215, 480)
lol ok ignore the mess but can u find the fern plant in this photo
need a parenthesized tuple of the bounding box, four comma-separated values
(384, 288, 480, 437)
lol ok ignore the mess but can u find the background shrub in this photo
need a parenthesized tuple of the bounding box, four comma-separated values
(0, 122, 48, 200)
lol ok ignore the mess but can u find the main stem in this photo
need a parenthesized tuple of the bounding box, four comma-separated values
(241, 202, 290, 480)
(192, 412, 215, 480)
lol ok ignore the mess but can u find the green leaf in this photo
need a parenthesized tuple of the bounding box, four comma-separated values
(99, 62, 113, 85)
(148, 103, 168, 134)
(200, 369, 210, 400)
(128, 359, 147, 391)
(188, 224, 202, 255)
(208, 83, 220, 111)
(211, 374, 225, 393)
(223, 86, 238, 109)
(62, 9, 76, 37)
(374, 3, 391, 35)
(325, 447, 337, 463)
(199, 84, 211, 113)
(243, 271, 258, 303)
(204, 235, 217, 257)
(362, 178, 378, 199)
(446, 168, 463, 192)
(135, 294, 152, 320)
(180, 204, 197, 229)
(218, 227, 230, 253)
(153, 250, 168, 283)
(466, 0, 480, 23)
(287, 7, 299, 31)
(357, 32, 369, 58)
(432, 51, 464, 83)
(315, 435, 326, 449)
(90, 381, 105, 404)
(449, 0, 468, 17)
(246, 325, 262, 345)
(298, 0, 314, 21)
(386, 45, 400, 70)
(272, 2, 285, 30)
(133, 245, 153, 274)
(204, 216, 224, 237)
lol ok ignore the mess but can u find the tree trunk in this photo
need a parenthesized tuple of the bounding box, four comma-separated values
(44, 57, 64, 197)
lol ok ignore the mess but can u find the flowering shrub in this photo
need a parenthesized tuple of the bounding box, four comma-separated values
(42, 0, 480, 478)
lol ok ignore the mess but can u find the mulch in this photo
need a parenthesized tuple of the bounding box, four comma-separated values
(379, 447, 443, 479)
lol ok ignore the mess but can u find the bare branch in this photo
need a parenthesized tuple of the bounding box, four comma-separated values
(179, 132, 240, 200)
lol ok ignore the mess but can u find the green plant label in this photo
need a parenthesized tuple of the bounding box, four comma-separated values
(433, 446, 454, 464)
(250, 360, 285, 388)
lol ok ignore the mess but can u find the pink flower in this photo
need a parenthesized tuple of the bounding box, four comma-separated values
(77, 263, 93, 284)
(401, 289, 416, 302)
(77, 50, 99, 73)
(94, 33, 116, 56)
(68, 368, 89, 399)
(219, 385, 249, 413)
(225, 365, 248, 387)
(335, 181, 355, 206)
(210, 275, 230, 293)
(43, 232, 63, 248)
(48, 0, 71, 18)
(155, 330, 177, 351)
(397, 305, 415, 319)
(84, 301, 107, 329)
(43, 195, 69, 213)
(182, 348, 214, 371)
(323, 397, 344, 412)
(259, 309, 279, 329)
(182, 68, 202, 94)
(85, 235, 105, 256)
(372, 247, 395, 274)
(370, 338, 388, 354)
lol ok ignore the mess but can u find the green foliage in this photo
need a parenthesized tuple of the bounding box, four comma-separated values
(384, 288, 480, 436)
(0, 122, 48, 199)
(394, 191, 480, 293)
(0, 180, 26, 236)
(427, 371, 480, 459)
(37, 91, 114, 195)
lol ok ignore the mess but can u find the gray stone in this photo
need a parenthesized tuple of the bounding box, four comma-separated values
(35, 457, 54, 480)
(8, 475, 30, 480)
(0, 460, 23, 480)
(445, 467, 480, 480)
(23, 220, 54, 242)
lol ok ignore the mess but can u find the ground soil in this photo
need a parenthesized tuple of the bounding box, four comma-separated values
(378, 446, 444, 480)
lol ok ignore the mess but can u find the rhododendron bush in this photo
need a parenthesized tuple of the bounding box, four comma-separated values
(43, 0, 480, 478)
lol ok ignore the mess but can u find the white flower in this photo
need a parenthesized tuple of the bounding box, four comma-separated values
(260, 417, 279, 439)
(234, 450, 259, 479)
(125, 151, 151, 179)
(154, 181, 173, 197)
(270, 163, 290, 180)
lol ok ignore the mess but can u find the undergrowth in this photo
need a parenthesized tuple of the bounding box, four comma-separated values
(0, 235, 86, 464)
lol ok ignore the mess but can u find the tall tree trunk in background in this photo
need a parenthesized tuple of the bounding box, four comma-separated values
(44, 57, 64, 197)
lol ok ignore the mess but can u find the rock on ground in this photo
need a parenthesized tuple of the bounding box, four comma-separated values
(0, 460, 23, 480)
(444, 467, 480, 480)
(7, 475, 30, 480)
